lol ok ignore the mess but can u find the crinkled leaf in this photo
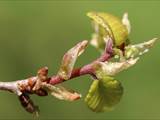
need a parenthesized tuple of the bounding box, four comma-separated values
(42, 83, 81, 101)
(58, 40, 88, 80)
(85, 76, 123, 112)
(87, 11, 129, 51)
(88, 12, 113, 51)
(93, 58, 139, 77)
(125, 38, 157, 59)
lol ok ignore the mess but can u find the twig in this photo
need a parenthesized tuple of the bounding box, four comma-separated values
(0, 46, 112, 94)
(0, 36, 156, 115)
(49, 52, 112, 85)
(0, 39, 113, 116)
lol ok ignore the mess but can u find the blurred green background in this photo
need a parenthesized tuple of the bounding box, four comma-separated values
(0, 0, 159, 119)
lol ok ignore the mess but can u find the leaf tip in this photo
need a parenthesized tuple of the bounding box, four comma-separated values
(122, 12, 131, 34)
(146, 38, 158, 47)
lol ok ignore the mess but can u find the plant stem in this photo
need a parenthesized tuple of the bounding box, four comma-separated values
(49, 52, 111, 85)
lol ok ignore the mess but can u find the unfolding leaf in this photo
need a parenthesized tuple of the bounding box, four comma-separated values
(125, 38, 157, 59)
(93, 58, 139, 77)
(58, 40, 88, 80)
(87, 11, 129, 51)
(85, 76, 123, 112)
(42, 83, 81, 101)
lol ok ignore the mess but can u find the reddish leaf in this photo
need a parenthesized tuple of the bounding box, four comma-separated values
(58, 40, 88, 80)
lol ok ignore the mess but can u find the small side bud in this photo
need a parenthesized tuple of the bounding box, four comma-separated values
(104, 37, 113, 55)
(35, 89, 48, 96)
(37, 66, 48, 79)
(33, 67, 48, 91)
(19, 93, 39, 116)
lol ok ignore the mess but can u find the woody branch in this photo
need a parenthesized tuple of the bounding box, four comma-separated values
(0, 39, 113, 93)
(0, 37, 156, 115)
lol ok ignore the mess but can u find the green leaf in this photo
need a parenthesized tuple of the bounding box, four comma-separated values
(87, 12, 129, 51)
(85, 76, 123, 112)
(93, 58, 138, 77)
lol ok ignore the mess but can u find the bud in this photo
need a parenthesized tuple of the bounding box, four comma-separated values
(33, 67, 48, 91)
(19, 93, 39, 116)
(35, 89, 48, 96)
